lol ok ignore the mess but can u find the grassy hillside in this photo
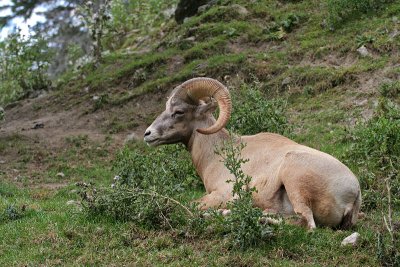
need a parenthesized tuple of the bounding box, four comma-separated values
(0, 0, 399, 265)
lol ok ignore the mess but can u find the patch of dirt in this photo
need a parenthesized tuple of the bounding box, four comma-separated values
(0, 84, 171, 186)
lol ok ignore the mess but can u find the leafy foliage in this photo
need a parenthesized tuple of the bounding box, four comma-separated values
(326, 0, 395, 29)
(215, 137, 273, 250)
(263, 13, 302, 40)
(346, 99, 400, 210)
(79, 144, 199, 229)
(0, 32, 52, 105)
(0, 204, 25, 222)
(228, 82, 290, 136)
(77, 1, 112, 67)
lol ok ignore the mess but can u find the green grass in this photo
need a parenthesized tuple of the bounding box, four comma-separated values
(0, 178, 394, 265)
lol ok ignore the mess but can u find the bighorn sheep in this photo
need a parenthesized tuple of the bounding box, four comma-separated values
(144, 77, 361, 229)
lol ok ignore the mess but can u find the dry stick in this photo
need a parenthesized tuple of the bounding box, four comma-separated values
(383, 167, 394, 245)
(383, 159, 396, 246)
(128, 189, 194, 217)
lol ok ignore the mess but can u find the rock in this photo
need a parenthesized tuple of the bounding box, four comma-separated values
(202, 212, 211, 219)
(259, 216, 282, 225)
(0, 160, 6, 164)
(197, 4, 210, 14)
(357, 45, 370, 57)
(66, 200, 80, 206)
(231, 4, 249, 16)
(175, 0, 211, 24)
(162, 7, 176, 18)
(389, 29, 399, 39)
(222, 209, 232, 216)
(28, 89, 47, 99)
(56, 172, 65, 178)
(32, 122, 44, 129)
(282, 76, 292, 86)
(341, 232, 360, 246)
(184, 36, 196, 42)
(92, 95, 100, 101)
(354, 99, 368, 106)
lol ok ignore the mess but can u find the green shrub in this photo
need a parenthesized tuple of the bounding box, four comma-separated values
(228, 82, 290, 136)
(326, 0, 395, 29)
(0, 31, 52, 105)
(0, 204, 25, 222)
(79, 144, 200, 229)
(346, 99, 400, 210)
(112, 144, 199, 191)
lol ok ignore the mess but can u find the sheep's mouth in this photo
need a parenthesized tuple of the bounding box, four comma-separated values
(144, 138, 160, 146)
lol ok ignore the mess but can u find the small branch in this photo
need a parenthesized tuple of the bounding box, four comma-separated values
(127, 189, 193, 217)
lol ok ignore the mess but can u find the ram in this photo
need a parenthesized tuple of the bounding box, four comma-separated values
(144, 77, 361, 229)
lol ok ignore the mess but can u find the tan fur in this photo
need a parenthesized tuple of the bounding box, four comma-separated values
(187, 131, 361, 229)
(144, 93, 361, 230)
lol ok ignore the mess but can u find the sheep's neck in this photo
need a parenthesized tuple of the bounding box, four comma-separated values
(186, 119, 229, 184)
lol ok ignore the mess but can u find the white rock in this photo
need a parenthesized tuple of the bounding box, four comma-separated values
(92, 95, 100, 101)
(0, 160, 6, 164)
(231, 4, 249, 16)
(222, 209, 232, 216)
(282, 76, 292, 86)
(56, 172, 65, 178)
(162, 7, 175, 18)
(357, 45, 369, 57)
(66, 200, 80, 206)
(341, 232, 360, 246)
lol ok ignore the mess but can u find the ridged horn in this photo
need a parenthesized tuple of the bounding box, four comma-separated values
(173, 77, 232, 135)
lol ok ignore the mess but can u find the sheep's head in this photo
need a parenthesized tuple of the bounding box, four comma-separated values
(144, 77, 232, 146)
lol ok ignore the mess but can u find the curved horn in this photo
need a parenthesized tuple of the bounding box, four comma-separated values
(173, 77, 232, 135)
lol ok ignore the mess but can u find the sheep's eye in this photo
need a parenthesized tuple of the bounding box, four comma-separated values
(172, 110, 184, 117)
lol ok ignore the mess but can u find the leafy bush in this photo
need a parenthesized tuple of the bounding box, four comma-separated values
(79, 144, 200, 229)
(263, 13, 302, 40)
(0, 32, 52, 105)
(108, 0, 177, 47)
(346, 99, 400, 210)
(215, 137, 273, 249)
(228, 82, 290, 136)
(326, 0, 395, 29)
(0, 204, 25, 222)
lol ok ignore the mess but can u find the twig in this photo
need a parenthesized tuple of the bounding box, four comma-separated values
(127, 189, 193, 217)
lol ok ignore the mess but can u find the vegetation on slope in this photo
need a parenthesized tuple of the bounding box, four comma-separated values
(0, 0, 399, 265)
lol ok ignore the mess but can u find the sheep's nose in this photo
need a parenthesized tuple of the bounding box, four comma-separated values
(144, 130, 151, 137)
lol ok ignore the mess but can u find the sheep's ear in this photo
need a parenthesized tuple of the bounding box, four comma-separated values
(196, 99, 217, 114)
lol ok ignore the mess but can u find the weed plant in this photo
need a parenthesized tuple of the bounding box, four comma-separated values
(215, 136, 273, 250)
(0, 31, 52, 105)
(345, 98, 399, 210)
(78, 144, 199, 229)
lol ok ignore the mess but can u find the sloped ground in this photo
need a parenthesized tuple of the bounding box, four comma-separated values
(0, 0, 399, 265)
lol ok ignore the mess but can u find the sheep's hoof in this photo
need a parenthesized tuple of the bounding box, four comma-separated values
(218, 209, 231, 216)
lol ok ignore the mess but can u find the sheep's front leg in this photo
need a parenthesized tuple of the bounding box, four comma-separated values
(194, 191, 231, 210)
